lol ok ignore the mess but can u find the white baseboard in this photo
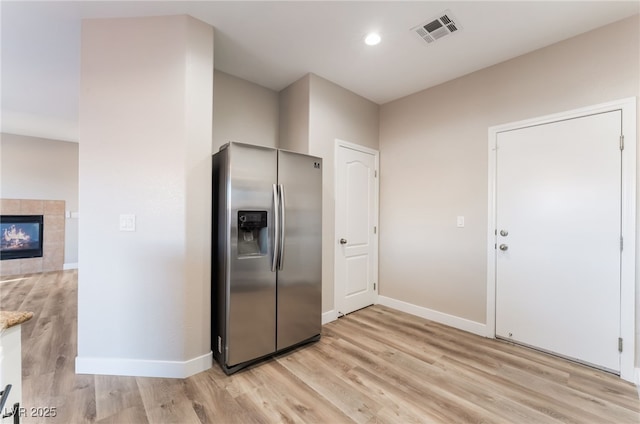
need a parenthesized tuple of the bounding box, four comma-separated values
(322, 310, 337, 325)
(635, 368, 640, 398)
(75, 351, 212, 378)
(63, 262, 78, 270)
(376, 296, 487, 337)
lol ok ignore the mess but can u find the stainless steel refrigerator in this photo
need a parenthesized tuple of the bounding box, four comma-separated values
(212, 142, 322, 374)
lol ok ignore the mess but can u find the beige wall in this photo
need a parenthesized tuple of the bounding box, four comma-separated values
(0, 133, 79, 264)
(308, 74, 379, 313)
(379, 15, 639, 330)
(279, 75, 310, 153)
(213, 70, 279, 151)
(78, 15, 213, 377)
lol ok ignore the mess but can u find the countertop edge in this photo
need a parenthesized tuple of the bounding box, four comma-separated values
(0, 311, 34, 330)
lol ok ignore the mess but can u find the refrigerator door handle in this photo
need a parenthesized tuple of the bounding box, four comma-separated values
(278, 184, 286, 270)
(272, 183, 280, 272)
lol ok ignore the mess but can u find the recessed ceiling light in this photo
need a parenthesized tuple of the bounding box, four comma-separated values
(364, 32, 381, 46)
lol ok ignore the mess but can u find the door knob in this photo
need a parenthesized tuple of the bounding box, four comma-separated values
(499, 244, 508, 251)
(500, 229, 509, 237)
(340, 238, 348, 245)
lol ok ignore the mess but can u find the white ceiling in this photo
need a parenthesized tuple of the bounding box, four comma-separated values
(2, 1, 638, 142)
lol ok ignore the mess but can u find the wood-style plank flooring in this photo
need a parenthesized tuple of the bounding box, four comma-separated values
(1, 270, 638, 423)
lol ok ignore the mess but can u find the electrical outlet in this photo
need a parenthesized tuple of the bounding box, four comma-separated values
(119, 214, 136, 231)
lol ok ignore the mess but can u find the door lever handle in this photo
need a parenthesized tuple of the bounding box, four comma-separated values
(339, 238, 347, 245)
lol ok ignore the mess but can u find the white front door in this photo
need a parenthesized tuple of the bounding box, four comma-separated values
(495, 111, 622, 372)
(335, 141, 378, 316)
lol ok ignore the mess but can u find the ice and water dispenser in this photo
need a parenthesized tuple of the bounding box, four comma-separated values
(237, 211, 268, 257)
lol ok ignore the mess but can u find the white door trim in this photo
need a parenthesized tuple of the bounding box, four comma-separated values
(486, 97, 637, 382)
(334, 139, 380, 316)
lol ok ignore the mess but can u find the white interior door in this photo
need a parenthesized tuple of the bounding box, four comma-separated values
(335, 141, 378, 316)
(495, 111, 622, 372)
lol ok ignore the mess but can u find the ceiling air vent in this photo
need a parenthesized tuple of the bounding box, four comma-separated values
(411, 10, 462, 45)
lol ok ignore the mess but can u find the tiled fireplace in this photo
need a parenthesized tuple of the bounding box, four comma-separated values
(0, 199, 65, 277)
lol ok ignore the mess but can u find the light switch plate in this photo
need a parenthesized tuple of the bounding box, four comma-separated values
(456, 216, 465, 228)
(119, 214, 136, 231)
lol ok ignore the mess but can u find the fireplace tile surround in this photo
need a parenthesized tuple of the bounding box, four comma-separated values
(0, 199, 65, 277)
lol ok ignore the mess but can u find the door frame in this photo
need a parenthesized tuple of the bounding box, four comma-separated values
(334, 139, 380, 316)
(486, 97, 637, 382)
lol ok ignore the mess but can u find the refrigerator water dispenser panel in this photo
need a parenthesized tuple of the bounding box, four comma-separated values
(237, 211, 268, 257)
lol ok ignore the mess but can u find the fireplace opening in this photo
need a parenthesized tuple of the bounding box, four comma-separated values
(1, 215, 44, 260)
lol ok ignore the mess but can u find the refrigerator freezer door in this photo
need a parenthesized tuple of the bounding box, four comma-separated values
(276, 150, 322, 350)
(226, 143, 278, 367)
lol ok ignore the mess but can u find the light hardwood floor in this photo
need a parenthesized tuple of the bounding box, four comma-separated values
(1, 270, 638, 423)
